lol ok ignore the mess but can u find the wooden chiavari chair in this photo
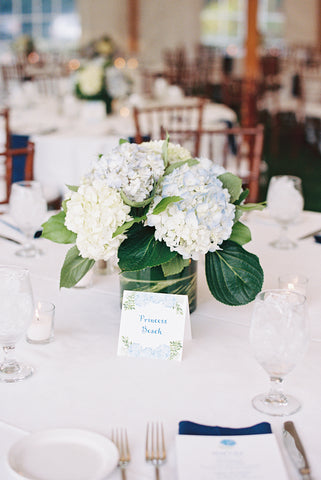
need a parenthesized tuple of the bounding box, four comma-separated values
(0, 142, 35, 204)
(161, 124, 265, 203)
(133, 98, 206, 149)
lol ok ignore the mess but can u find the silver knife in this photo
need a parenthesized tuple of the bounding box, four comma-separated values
(0, 234, 22, 245)
(283, 421, 311, 480)
(298, 229, 321, 240)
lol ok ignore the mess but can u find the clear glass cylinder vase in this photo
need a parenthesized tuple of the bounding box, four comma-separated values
(119, 260, 197, 313)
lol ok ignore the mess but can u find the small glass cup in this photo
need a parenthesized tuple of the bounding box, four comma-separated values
(278, 273, 309, 296)
(26, 301, 55, 345)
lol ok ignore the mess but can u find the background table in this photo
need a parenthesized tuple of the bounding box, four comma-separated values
(0, 209, 320, 479)
(6, 96, 237, 198)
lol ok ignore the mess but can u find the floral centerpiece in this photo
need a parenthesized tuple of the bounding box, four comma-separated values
(74, 60, 132, 114)
(11, 34, 35, 57)
(75, 36, 131, 114)
(81, 35, 115, 61)
(42, 138, 265, 310)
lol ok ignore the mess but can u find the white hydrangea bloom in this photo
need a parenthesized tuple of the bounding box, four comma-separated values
(146, 161, 235, 260)
(65, 179, 131, 261)
(78, 64, 104, 96)
(87, 142, 165, 203)
(142, 140, 192, 164)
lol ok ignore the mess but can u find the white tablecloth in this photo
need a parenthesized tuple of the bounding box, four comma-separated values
(0, 209, 320, 479)
(6, 97, 237, 197)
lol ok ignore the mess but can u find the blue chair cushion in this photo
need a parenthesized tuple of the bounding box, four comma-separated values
(10, 134, 30, 184)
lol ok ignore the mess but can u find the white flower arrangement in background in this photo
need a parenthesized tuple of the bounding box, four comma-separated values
(74, 59, 132, 111)
(77, 63, 104, 96)
(42, 137, 265, 306)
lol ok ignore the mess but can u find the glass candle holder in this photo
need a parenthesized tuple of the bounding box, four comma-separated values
(278, 273, 309, 296)
(26, 301, 55, 344)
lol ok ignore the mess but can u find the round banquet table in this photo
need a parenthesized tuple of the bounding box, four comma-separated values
(0, 209, 320, 479)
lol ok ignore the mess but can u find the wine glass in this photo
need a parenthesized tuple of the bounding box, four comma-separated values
(266, 175, 304, 249)
(9, 181, 47, 257)
(250, 289, 309, 416)
(0, 265, 34, 382)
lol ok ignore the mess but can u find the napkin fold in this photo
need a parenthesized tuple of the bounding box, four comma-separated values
(178, 420, 272, 436)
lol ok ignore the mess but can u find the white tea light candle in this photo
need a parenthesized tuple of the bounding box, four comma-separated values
(278, 274, 309, 296)
(27, 301, 55, 344)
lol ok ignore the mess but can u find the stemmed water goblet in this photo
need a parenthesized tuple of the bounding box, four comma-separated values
(266, 175, 304, 249)
(0, 265, 34, 382)
(249, 289, 309, 416)
(9, 181, 47, 257)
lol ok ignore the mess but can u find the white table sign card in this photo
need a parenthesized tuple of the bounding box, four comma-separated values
(117, 290, 191, 361)
(176, 433, 289, 480)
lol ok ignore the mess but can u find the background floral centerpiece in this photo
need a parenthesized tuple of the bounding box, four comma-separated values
(75, 36, 131, 114)
(80, 35, 115, 61)
(11, 34, 35, 57)
(42, 137, 265, 310)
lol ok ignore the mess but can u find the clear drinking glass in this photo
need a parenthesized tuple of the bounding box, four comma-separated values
(0, 266, 34, 382)
(249, 289, 309, 416)
(266, 175, 304, 249)
(9, 181, 47, 257)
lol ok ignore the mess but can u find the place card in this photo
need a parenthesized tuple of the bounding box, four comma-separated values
(117, 290, 191, 361)
(176, 433, 288, 480)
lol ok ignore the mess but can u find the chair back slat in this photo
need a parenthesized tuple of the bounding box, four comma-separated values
(161, 124, 264, 203)
(0, 108, 10, 151)
(133, 99, 206, 144)
(0, 142, 35, 204)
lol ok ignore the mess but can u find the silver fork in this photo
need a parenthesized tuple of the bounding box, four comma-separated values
(145, 422, 166, 480)
(111, 428, 130, 480)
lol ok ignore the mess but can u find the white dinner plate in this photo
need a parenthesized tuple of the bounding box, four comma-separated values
(7, 428, 119, 480)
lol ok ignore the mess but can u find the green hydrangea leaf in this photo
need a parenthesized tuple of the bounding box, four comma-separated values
(120, 189, 154, 208)
(229, 221, 251, 245)
(236, 202, 266, 212)
(60, 245, 95, 288)
(205, 240, 263, 306)
(41, 211, 76, 244)
(234, 188, 249, 205)
(164, 158, 198, 175)
(113, 215, 147, 237)
(218, 172, 242, 203)
(66, 184, 79, 192)
(161, 256, 190, 277)
(118, 223, 177, 271)
(162, 132, 169, 168)
(152, 196, 182, 215)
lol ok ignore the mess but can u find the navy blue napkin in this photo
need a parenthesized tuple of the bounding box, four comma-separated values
(314, 234, 321, 244)
(128, 135, 151, 143)
(222, 120, 237, 155)
(10, 134, 30, 184)
(178, 420, 272, 436)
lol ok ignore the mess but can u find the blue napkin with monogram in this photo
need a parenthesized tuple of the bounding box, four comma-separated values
(178, 420, 272, 436)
